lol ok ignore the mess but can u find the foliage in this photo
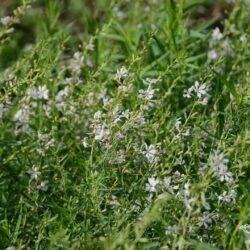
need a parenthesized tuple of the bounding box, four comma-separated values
(0, 0, 250, 249)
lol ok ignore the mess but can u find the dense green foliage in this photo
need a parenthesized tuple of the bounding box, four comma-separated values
(0, 0, 250, 249)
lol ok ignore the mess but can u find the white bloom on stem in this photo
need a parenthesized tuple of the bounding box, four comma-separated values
(6, 27, 14, 34)
(93, 110, 103, 120)
(245, 239, 250, 249)
(133, 111, 146, 127)
(210, 151, 229, 169)
(27, 166, 41, 181)
(142, 144, 158, 163)
(183, 182, 195, 210)
(114, 66, 128, 82)
(86, 41, 95, 51)
(82, 137, 89, 148)
(183, 81, 210, 105)
(145, 177, 159, 192)
(199, 96, 209, 105)
(163, 177, 174, 194)
(193, 81, 210, 99)
(217, 190, 237, 204)
(208, 49, 218, 61)
(37, 86, 49, 100)
(28, 85, 49, 100)
(0, 103, 5, 119)
(175, 118, 182, 130)
(5, 246, 15, 250)
(0, 16, 11, 25)
(240, 225, 250, 234)
(70, 52, 84, 76)
(240, 33, 247, 43)
(212, 27, 223, 41)
(198, 212, 212, 228)
(38, 181, 48, 191)
(201, 192, 211, 210)
(45, 138, 55, 150)
(14, 105, 30, 123)
(184, 196, 195, 210)
(143, 78, 157, 85)
(55, 87, 70, 110)
(165, 225, 180, 235)
(210, 151, 233, 183)
(93, 125, 110, 141)
(138, 86, 156, 100)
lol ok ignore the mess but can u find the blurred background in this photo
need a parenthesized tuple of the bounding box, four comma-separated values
(0, 0, 234, 70)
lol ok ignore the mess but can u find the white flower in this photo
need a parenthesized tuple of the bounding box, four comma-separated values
(109, 195, 121, 206)
(138, 86, 155, 100)
(210, 151, 229, 168)
(212, 27, 223, 41)
(113, 109, 130, 123)
(14, 105, 30, 123)
(133, 111, 146, 127)
(183, 81, 210, 105)
(143, 78, 157, 85)
(6, 27, 15, 34)
(163, 177, 174, 194)
(118, 83, 132, 93)
(201, 192, 210, 210)
(214, 165, 233, 182)
(37, 86, 49, 100)
(184, 196, 195, 210)
(199, 96, 209, 105)
(198, 212, 212, 228)
(240, 224, 250, 234)
(240, 33, 247, 43)
(210, 151, 233, 183)
(217, 190, 237, 204)
(86, 58, 93, 68)
(27, 87, 37, 99)
(86, 41, 95, 51)
(5, 246, 15, 250)
(0, 103, 5, 119)
(184, 182, 191, 196)
(70, 52, 84, 76)
(193, 82, 210, 99)
(73, 51, 84, 63)
(176, 156, 185, 165)
(229, 24, 236, 34)
(28, 85, 49, 100)
(38, 181, 48, 191)
(142, 144, 158, 163)
(45, 138, 55, 150)
(182, 182, 195, 210)
(208, 49, 218, 61)
(113, 6, 126, 19)
(27, 166, 41, 181)
(183, 88, 192, 98)
(114, 66, 128, 82)
(55, 87, 70, 110)
(245, 239, 250, 249)
(82, 137, 89, 148)
(145, 177, 159, 192)
(165, 225, 180, 235)
(221, 38, 234, 57)
(93, 110, 103, 120)
(110, 149, 126, 164)
(0, 16, 11, 25)
(93, 126, 110, 141)
(175, 118, 182, 130)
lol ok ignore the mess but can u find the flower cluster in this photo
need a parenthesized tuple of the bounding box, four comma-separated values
(210, 151, 234, 183)
(183, 80, 210, 105)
